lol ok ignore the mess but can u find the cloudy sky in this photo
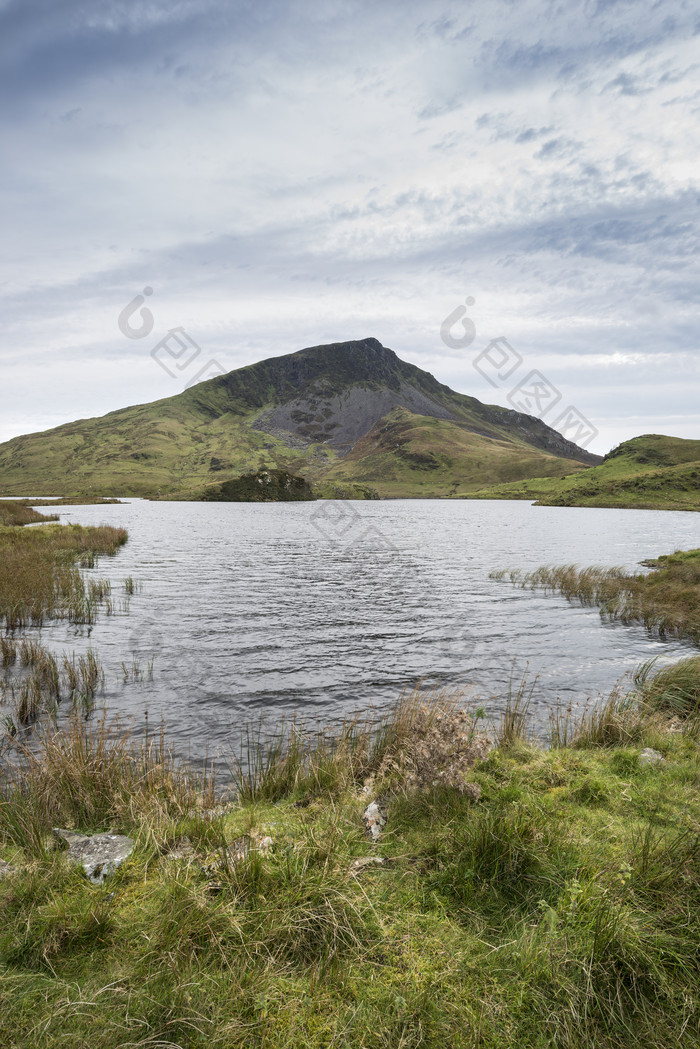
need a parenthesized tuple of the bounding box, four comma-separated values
(2, 0, 698, 454)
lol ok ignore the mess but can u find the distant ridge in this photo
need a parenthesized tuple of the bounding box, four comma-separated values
(466, 434, 700, 511)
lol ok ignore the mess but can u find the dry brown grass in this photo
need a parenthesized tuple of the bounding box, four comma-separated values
(495, 549, 700, 645)
(0, 712, 215, 854)
(0, 501, 58, 527)
(0, 522, 127, 630)
(373, 687, 491, 792)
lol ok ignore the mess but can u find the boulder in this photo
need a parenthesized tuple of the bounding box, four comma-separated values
(53, 828, 134, 885)
(639, 748, 665, 767)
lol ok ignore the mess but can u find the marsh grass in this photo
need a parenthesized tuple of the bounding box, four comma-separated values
(231, 685, 485, 804)
(0, 641, 105, 731)
(119, 656, 153, 684)
(634, 654, 700, 717)
(495, 667, 537, 747)
(494, 548, 700, 644)
(0, 501, 58, 527)
(0, 637, 17, 668)
(548, 683, 646, 749)
(0, 522, 127, 631)
(233, 710, 385, 804)
(0, 711, 215, 855)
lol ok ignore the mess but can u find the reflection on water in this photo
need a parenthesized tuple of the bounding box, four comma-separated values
(14, 498, 700, 768)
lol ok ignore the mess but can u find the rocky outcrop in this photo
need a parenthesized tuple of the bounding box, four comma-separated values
(53, 828, 134, 884)
(201, 469, 316, 502)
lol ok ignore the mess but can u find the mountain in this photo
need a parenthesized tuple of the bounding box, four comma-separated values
(468, 434, 700, 511)
(0, 338, 600, 498)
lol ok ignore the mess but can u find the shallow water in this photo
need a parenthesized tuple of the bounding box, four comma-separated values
(14, 498, 700, 769)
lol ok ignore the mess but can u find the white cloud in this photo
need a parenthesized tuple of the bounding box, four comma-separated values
(1, 0, 698, 455)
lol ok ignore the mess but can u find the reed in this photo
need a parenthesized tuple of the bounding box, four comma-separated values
(0, 522, 127, 632)
(551, 684, 644, 749)
(0, 640, 105, 734)
(493, 548, 700, 645)
(495, 667, 537, 747)
(0, 637, 17, 668)
(634, 655, 700, 717)
(119, 657, 151, 683)
(0, 501, 58, 527)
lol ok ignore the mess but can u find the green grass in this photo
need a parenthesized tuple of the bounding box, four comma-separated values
(469, 435, 700, 511)
(2, 684, 700, 1047)
(322, 408, 589, 498)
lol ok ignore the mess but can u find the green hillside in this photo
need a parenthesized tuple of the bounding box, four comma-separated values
(468, 435, 700, 511)
(0, 339, 597, 499)
(322, 408, 589, 498)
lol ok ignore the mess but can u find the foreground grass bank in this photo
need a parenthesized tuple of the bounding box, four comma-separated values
(1, 671, 700, 1049)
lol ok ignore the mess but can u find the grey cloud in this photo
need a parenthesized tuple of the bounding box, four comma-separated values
(1, 0, 699, 454)
(602, 72, 653, 96)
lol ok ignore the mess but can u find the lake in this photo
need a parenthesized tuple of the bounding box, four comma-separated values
(22, 498, 700, 771)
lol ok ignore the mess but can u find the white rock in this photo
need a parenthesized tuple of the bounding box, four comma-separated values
(349, 856, 387, 873)
(54, 828, 134, 885)
(362, 801, 386, 841)
(639, 748, 665, 767)
(0, 858, 16, 879)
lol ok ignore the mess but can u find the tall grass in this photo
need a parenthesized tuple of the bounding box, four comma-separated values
(548, 683, 645, 749)
(493, 549, 700, 644)
(495, 667, 537, 747)
(0, 712, 215, 854)
(634, 655, 700, 717)
(0, 522, 127, 631)
(231, 686, 487, 804)
(0, 501, 58, 527)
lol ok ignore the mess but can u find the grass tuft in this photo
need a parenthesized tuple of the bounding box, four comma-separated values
(493, 549, 700, 645)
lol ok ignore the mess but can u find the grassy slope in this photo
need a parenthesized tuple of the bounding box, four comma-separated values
(0, 399, 588, 500)
(2, 694, 700, 1048)
(319, 408, 588, 498)
(468, 435, 700, 510)
(0, 341, 595, 498)
(0, 398, 328, 497)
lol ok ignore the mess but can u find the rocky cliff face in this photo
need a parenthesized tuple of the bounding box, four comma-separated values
(195, 337, 600, 466)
